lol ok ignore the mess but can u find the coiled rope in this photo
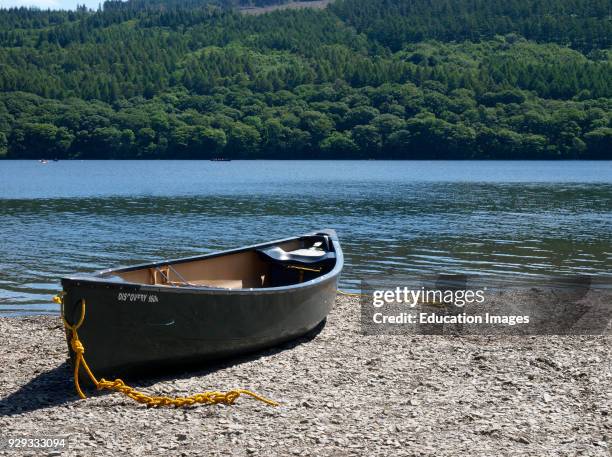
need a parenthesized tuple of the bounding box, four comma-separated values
(55, 295, 278, 408)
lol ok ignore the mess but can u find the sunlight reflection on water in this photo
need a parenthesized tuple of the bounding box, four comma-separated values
(1, 160, 610, 314)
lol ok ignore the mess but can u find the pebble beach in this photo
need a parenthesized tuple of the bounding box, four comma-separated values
(0, 295, 610, 456)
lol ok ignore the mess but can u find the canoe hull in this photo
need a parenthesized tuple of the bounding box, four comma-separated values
(60, 230, 342, 378)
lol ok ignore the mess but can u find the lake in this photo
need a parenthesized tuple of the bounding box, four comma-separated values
(0, 160, 610, 315)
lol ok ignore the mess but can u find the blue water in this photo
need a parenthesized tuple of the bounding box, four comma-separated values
(1, 160, 610, 315)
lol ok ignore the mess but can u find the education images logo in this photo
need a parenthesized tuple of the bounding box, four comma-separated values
(369, 286, 530, 327)
(359, 275, 612, 336)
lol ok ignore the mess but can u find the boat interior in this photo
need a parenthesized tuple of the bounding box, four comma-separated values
(105, 234, 337, 289)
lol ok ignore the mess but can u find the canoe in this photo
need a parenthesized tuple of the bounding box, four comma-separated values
(60, 229, 343, 378)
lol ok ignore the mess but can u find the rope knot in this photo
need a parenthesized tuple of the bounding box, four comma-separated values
(224, 391, 241, 404)
(71, 338, 84, 354)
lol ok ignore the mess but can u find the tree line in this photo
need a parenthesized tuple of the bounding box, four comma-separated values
(0, 0, 610, 159)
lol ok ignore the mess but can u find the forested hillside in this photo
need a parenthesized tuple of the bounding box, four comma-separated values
(0, 0, 610, 159)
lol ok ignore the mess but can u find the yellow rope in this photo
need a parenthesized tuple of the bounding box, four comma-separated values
(56, 295, 278, 408)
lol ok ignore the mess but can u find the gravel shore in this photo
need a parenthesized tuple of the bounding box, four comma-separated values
(0, 295, 610, 456)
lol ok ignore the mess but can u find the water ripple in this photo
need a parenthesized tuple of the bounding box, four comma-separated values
(1, 161, 611, 314)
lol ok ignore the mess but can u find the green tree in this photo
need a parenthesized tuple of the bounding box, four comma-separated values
(193, 127, 227, 158)
(350, 124, 381, 157)
(341, 106, 379, 130)
(320, 132, 358, 158)
(300, 111, 334, 142)
(8, 123, 73, 159)
(226, 122, 261, 158)
(372, 113, 405, 141)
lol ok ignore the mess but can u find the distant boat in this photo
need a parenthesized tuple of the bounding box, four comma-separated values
(59, 229, 343, 378)
(39, 159, 48, 164)
(210, 158, 232, 161)
(52, 158, 59, 162)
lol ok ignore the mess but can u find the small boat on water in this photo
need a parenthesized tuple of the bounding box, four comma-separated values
(60, 230, 343, 378)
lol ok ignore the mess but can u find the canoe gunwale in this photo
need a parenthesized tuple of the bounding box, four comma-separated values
(61, 229, 343, 295)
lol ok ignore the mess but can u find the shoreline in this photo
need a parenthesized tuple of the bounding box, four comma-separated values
(0, 296, 610, 456)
